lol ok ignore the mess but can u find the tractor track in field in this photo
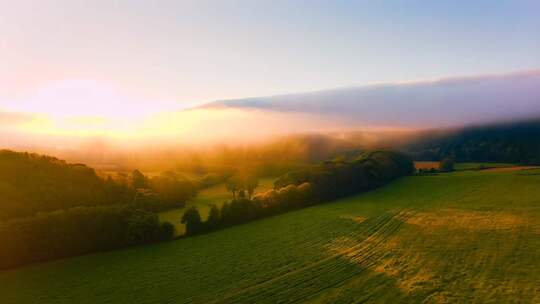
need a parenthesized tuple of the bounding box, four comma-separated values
(208, 209, 413, 304)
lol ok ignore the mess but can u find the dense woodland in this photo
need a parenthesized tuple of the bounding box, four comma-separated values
(405, 119, 540, 164)
(182, 151, 414, 235)
(0, 150, 133, 219)
(0, 150, 199, 220)
(0, 150, 198, 269)
(0, 206, 174, 269)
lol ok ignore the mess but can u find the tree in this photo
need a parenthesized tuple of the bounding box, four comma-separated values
(159, 222, 175, 241)
(226, 176, 241, 199)
(244, 175, 259, 199)
(181, 207, 203, 235)
(126, 209, 162, 244)
(149, 171, 196, 209)
(220, 198, 258, 226)
(0, 205, 173, 269)
(0, 150, 136, 220)
(439, 158, 455, 172)
(206, 204, 221, 230)
(132, 189, 161, 211)
(192, 150, 414, 237)
(131, 169, 149, 189)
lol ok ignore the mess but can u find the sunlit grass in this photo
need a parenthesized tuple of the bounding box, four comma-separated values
(159, 177, 275, 235)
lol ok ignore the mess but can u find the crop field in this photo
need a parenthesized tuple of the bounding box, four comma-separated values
(1, 168, 539, 303)
(159, 177, 275, 235)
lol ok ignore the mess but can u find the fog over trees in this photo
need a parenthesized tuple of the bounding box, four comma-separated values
(182, 151, 414, 236)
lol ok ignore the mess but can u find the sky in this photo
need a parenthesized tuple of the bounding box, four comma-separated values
(0, 0, 539, 145)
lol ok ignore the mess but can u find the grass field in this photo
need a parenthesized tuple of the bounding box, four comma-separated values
(453, 162, 515, 171)
(159, 177, 275, 235)
(415, 161, 515, 171)
(1, 168, 539, 303)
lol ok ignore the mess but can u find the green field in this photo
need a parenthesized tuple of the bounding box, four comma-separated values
(415, 161, 515, 171)
(1, 168, 539, 303)
(453, 162, 515, 171)
(159, 177, 275, 235)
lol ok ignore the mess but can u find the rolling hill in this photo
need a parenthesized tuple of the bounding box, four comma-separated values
(404, 118, 540, 164)
(0, 150, 133, 220)
(1, 167, 538, 303)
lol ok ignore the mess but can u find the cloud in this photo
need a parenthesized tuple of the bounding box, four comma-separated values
(0, 111, 38, 126)
(0, 110, 53, 148)
(204, 70, 540, 128)
(1, 69, 539, 151)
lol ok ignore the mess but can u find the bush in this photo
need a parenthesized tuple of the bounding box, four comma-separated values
(439, 158, 455, 172)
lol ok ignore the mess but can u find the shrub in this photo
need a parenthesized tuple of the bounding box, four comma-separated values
(439, 158, 455, 172)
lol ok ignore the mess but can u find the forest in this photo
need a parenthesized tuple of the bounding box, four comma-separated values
(405, 119, 540, 164)
(0, 150, 197, 269)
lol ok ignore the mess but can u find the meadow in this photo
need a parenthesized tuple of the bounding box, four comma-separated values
(159, 177, 275, 235)
(0, 168, 538, 303)
(414, 161, 514, 171)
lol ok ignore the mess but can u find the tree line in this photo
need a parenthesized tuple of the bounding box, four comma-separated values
(0, 150, 133, 220)
(128, 170, 198, 212)
(0, 150, 202, 269)
(0, 205, 174, 269)
(405, 119, 540, 164)
(181, 150, 414, 236)
(0, 150, 199, 220)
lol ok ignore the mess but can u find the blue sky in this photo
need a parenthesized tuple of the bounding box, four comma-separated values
(1, 0, 539, 107)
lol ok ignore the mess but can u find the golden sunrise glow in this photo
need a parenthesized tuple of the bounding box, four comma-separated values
(13, 107, 384, 145)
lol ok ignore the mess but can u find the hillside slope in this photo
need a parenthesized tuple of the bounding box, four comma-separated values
(0, 150, 133, 220)
(404, 119, 540, 164)
(0, 168, 539, 303)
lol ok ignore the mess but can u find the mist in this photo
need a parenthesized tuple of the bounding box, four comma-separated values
(206, 70, 540, 128)
(1, 70, 539, 170)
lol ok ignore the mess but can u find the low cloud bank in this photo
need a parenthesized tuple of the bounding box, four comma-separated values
(1, 70, 539, 167)
(206, 70, 540, 128)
